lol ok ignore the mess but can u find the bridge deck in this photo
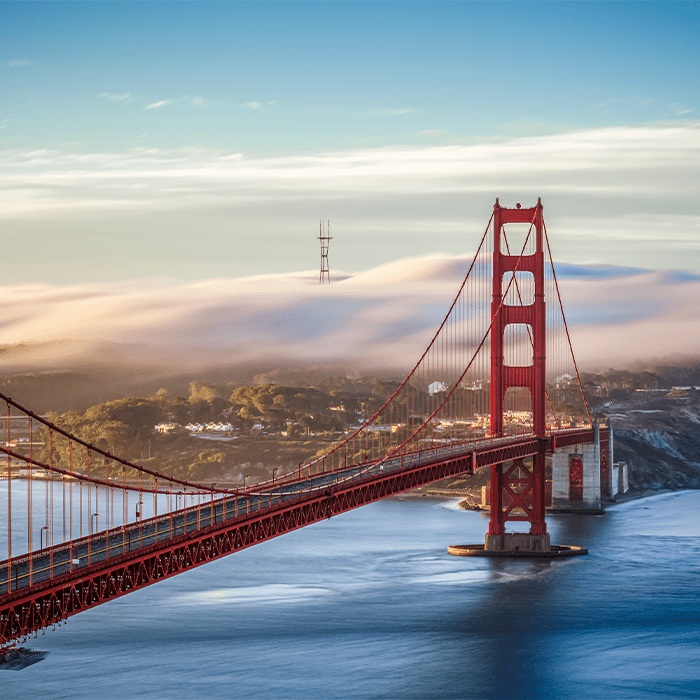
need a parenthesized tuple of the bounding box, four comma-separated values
(1, 428, 594, 645)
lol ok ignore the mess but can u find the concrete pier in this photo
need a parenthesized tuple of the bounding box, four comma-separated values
(484, 532, 551, 553)
(551, 423, 603, 512)
(447, 542, 587, 558)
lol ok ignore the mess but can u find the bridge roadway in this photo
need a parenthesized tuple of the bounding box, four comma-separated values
(1, 428, 595, 644)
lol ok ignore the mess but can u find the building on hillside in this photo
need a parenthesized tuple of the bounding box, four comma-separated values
(155, 422, 180, 433)
(428, 381, 448, 395)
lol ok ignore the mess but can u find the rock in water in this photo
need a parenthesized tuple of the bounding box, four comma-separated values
(0, 647, 49, 670)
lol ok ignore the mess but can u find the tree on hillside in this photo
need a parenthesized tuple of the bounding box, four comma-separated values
(36, 398, 164, 470)
(189, 382, 217, 404)
(169, 396, 191, 424)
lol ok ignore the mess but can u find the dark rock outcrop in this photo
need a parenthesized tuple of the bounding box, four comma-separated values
(602, 394, 700, 490)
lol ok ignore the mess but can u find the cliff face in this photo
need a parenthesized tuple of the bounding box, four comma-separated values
(602, 393, 700, 490)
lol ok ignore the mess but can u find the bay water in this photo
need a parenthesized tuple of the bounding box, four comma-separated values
(6, 491, 700, 699)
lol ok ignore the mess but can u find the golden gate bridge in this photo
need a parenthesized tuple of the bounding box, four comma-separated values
(0, 199, 609, 651)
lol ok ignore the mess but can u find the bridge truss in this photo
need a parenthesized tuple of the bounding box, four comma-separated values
(1, 199, 597, 647)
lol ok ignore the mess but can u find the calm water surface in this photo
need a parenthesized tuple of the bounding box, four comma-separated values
(8, 491, 700, 699)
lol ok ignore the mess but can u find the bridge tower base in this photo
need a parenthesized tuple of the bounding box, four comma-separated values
(447, 542, 587, 558)
(484, 532, 551, 553)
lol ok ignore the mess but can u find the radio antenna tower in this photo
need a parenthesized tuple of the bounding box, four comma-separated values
(318, 219, 332, 283)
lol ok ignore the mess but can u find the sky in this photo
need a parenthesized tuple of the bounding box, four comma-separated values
(1, 1, 699, 373)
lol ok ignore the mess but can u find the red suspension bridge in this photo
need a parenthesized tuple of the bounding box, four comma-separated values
(1, 199, 608, 650)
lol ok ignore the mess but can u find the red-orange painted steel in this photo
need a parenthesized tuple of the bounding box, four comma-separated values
(569, 457, 584, 502)
(489, 198, 547, 537)
(0, 429, 596, 645)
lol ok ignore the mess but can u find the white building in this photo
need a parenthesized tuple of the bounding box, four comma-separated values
(155, 422, 180, 433)
(428, 381, 448, 396)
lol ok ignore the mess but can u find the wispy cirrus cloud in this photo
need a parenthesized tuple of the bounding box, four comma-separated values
(365, 108, 413, 117)
(242, 100, 278, 112)
(3, 123, 698, 210)
(669, 102, 693, 115)
(5, 58, 30, 68)
(590, 96, 694, 119)
(145, 99, 172, 110)
(591, 96, 655, 111)
(145, 96, 207, 110)
(98, 92, 133, 103)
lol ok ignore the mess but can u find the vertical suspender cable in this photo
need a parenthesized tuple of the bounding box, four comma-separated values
(29, 417, 33, 584)
(544, 224, 592, 426)
(6, 402, 11, 593)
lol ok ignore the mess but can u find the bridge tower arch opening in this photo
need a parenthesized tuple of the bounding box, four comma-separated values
(487, 198, 549, 553)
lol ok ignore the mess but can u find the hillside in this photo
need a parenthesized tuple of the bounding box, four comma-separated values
(580, 364, 700, 490)
(1, 364, 698, 492)
(602, 392, 700, 490)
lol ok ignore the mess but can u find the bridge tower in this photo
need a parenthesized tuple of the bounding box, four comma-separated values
(486, 197, 549, 553)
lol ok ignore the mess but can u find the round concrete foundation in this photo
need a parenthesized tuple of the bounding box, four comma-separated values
(447, 544, 588, 558)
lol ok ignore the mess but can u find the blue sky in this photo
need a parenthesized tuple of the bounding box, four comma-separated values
(0, 2, 699, 374)
(0, 1, 700, 368)
(3, 2, 698, 154)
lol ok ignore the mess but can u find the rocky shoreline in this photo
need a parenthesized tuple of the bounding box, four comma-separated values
(601, 391, 700, 490)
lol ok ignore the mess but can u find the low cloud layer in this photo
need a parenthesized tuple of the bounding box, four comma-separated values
(1, 256, 698, 377)
(1, 123, 699, 284)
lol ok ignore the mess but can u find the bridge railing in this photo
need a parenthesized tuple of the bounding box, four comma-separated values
(1, 416, 596, 602)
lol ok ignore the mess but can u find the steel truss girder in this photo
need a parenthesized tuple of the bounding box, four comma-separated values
(552, 428, 597, 449)
(1, 453, 471, 644)
(500, 457, 534, 521)
(1, 427, 597, 645)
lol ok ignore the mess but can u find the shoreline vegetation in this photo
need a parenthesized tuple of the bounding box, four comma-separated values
(0, 362, 698, 494)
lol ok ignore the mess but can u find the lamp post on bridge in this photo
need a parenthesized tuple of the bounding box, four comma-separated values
(40, 526, 49, 550)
